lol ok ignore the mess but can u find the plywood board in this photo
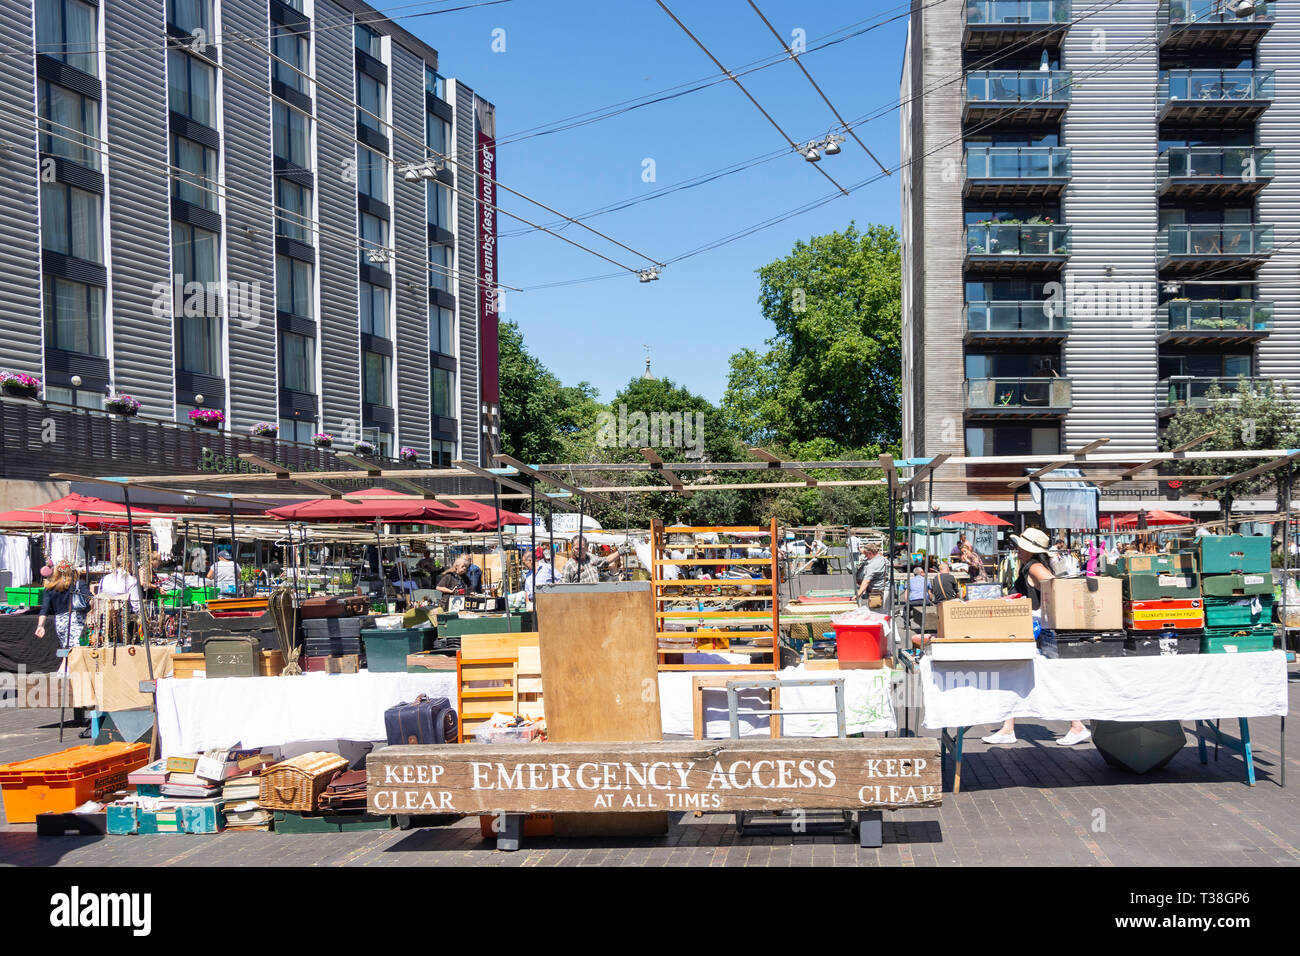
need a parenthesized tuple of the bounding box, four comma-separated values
(459, 631, 539, 661)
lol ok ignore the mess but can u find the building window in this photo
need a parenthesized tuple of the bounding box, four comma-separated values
(426, 114, 448, 156)
(38, 81, 100, 170)
(355, 23, 382, 58)
(363, 350, 390, 406)
(279, 330, 315, 392)
(361, 427, 391, 458)
(965, 425, 1060, 457)
(167, 49, 216, 127)
(431, 366, 454, 418)
(172, 221, 219, 287)
(272, 30, 309, 94)
(356, 145, 387, 202)
(272, 103, 311, 168)
(424, 66, 446, 102)
(279, 417, 316, 443)
(43, 278, 104, 356)
(429, 243, 453, 292)
(275, 179, 312, 243)
(427, 181, 452, 229)
(171, 134, 217, 210)
(356, 72, 386, 132)
(429, 306, 453, 355)
(430, 438, 455, 467)
(168, 0, 212, 36)
(177, 314, 222, 375)
(40, 181, 102, 263)
(360, 281, 388, 337)
(360, 212, 388, 270)
(176, 402, 221, 427)
(275, 255, 314, 319)
(36, 0, 97, 77)
(44, 385, 103, 410)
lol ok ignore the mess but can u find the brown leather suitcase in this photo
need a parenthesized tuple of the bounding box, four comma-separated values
(299, 596, 346, 619)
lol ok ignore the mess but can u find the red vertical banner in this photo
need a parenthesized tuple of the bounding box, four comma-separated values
(477, 128, 500, 406)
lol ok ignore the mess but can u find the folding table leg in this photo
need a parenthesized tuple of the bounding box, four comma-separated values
(496, 813, 523, 851)
(858, 810, 883, 849)
(1197, 720, 1208, 765)
(1239, 718, 1255, 787)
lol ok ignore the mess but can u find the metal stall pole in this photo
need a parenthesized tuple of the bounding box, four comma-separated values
(178, 520, 190, 649)
(58, 511, 85, 741)
(491, 475, 512, 631)
(529, 479, 537, 603)
(123, 485, 159, 759)
(228, 500, 238, 595)
(886, 467, 897, 655)
(374, 520, 388, 613)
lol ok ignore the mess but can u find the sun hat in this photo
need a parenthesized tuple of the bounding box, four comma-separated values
(1010, 527, 1052, 555)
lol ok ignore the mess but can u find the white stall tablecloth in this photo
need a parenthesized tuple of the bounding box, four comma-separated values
(659, 664, 897, 738)
(920, 651, 1288, 730)
(156, 672, 457, 756)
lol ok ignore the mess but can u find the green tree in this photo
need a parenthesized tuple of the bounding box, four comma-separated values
(498, 320, 602, 464)
(722, 223, 902, 449)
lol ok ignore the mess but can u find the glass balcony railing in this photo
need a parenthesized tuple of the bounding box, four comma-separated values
(967, 300, 1071, 333)
(966, 70, 1073, 104)
(966, 146, 1072, 180)
(966, 223, 1072, 256)
(1159, 69, 1274, 107)
(1161, 300, 1274, 333)
(966, 377, 1073, 410)
(1159, 376, 1271, 409)
(1157, 146, 1273, 187)
(1159, 0, 1272, 27)
(965, 0, 1071, 23)
(1157, 223, 1273, 257)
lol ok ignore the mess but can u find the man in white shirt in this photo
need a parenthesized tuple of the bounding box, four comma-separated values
(522, 547, 555, 604)
(207, 550, 238, 595)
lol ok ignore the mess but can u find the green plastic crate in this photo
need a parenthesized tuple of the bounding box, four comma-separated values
(1122, 572, 1200, 601)
(3, 586, 43, 607)
(272, 811, 394, 833)
(161, 586, 217, 608)
(1201, 629, 1276, 654)
(1105, 553, 1196, 577)
(1195, 535, 1271, 574)
(437, 612, 535, 638)
(360, 628, 435, 672)
(1200, 573, 1272, 598)
(1203, 596, 1272, 628)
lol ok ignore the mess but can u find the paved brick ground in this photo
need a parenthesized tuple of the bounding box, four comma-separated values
(1, 668, 1297, 867)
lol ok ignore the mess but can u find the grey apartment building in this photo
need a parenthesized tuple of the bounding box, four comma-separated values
(0, 0, 498, 467)
(901, 0, 1298, 480)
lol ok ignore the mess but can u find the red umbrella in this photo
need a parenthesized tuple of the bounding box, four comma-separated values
(1106, 509, 1193, 531)
(265, 487, 466, 523)
(433, 499, 531, 531)
(0, 493, 165, 530)
(939, 509, 1013, 527)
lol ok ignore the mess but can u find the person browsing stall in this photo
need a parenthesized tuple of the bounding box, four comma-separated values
(854, 543, 889, 607)
(982, 527, 1090, 748)
(522, 547, 556, 603)
(561, 535, 602, 584)
(435, 554, 472, 609)
(207, 550, 238, 596)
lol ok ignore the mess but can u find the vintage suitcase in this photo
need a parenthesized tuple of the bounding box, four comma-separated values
(302, 616, 373, 638)
(1123, 598, 1204, 631)
(259, 752, 349, 811)
(319, 769, 368, 810)
(383, 694, 458, 746)
(299, 596, 347, 619)
(1201, 573, 1273, 598)
(303, 635, 363, 657)
(1194, 534, 1271, 575)
(203, 635, 261, 678)
(1123, 630, 1202, 657)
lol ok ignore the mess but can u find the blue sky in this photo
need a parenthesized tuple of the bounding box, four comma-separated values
(407, 0, 908, 404)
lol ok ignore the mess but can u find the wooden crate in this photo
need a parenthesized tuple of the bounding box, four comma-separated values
(456, 631, 540, 742)
(172, 653, 205, 680)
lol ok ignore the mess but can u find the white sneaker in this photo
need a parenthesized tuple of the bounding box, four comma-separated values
(1057, 728, 1092, 746)
(981, 732, 1016, 745)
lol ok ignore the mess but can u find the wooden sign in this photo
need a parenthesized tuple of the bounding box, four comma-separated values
(367, 738, 941, 815)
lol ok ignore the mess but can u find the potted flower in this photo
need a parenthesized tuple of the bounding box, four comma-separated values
(249, 422, 278, 438)
(399, 446, 419, 463)
(189, 408, 225, 429)
(104, 394, 140, 416)
(353, 440, 377, 456)
(312, 432, 334, 448)
(0, 371, 41, 399)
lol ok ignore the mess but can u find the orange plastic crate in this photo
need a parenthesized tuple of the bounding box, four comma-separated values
(0, 743, 150, 823)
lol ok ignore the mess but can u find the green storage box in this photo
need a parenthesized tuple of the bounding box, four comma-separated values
(1200, 573, 1272, 598)
(272, 811, 394, 833)
(361, 627, 435, 672)
(1201, 627, 1276, 654)
(437, 612, 535, 638)
(1123, 572, 1200, 601)
(3, 586, 43, 607)
(1203, 596, 1272, 628)
(1195, 534, 1270, 574)
(203, 635, 261, 678)
(1106, 553, 1197, 577)
(161, 586, 217, 609)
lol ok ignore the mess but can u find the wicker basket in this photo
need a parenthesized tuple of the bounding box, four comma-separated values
(258, 752, 349, 811)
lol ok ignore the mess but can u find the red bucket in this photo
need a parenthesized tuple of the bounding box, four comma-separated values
(832, 622, 885, 663)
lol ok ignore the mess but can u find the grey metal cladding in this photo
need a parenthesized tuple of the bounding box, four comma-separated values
(1061, 1, 1159, 453)
(1256, 7, 1299, 399)
(104, 0, 173, 417)
(0, 1, 42, 374)
(455, 80, 479, 463)
(390, 42, 429, 457)
(316, 0, 361, 436)
(223, 0, 277, 431)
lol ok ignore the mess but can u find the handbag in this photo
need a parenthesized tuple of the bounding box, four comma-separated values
(71, 584, 90, 614)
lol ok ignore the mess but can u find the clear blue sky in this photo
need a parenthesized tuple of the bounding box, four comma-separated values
(407, 0, 907, 404)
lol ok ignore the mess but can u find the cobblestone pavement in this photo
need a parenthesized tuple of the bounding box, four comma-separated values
(1, 669, 1297, 867)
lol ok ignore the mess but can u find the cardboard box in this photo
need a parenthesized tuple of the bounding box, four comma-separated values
(935, 597, 1034, 642)
(1105, 552, 1197, 576)
(1040, 576, 1123, 631)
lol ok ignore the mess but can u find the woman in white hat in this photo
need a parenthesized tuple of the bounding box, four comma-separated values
(981, 527, 1091, 748)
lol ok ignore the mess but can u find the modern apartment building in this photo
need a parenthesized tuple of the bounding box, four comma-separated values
(901, 0, 1297, 476)
(0, 0, 499, 468)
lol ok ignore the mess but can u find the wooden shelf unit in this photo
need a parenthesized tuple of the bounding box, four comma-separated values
(650, 519, 780, 671)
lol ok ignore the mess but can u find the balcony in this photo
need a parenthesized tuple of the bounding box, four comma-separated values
(965, 146, 1071, 202)
(1158, 0, 1272, 53)
(1158, 69, 1274, 122)
(1157, 146, 1273, 201)
(965, 300, 1071, 345)
(1158, 300, 1273, 344)
(963, 0, 1071, 52)
(963, 70, 1071, 125)
(966, 377, 1073, 417)
(965, 222, 1071, 276)
(1156, 223, 1273, 275)
(1158, 375, 1272, 415)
